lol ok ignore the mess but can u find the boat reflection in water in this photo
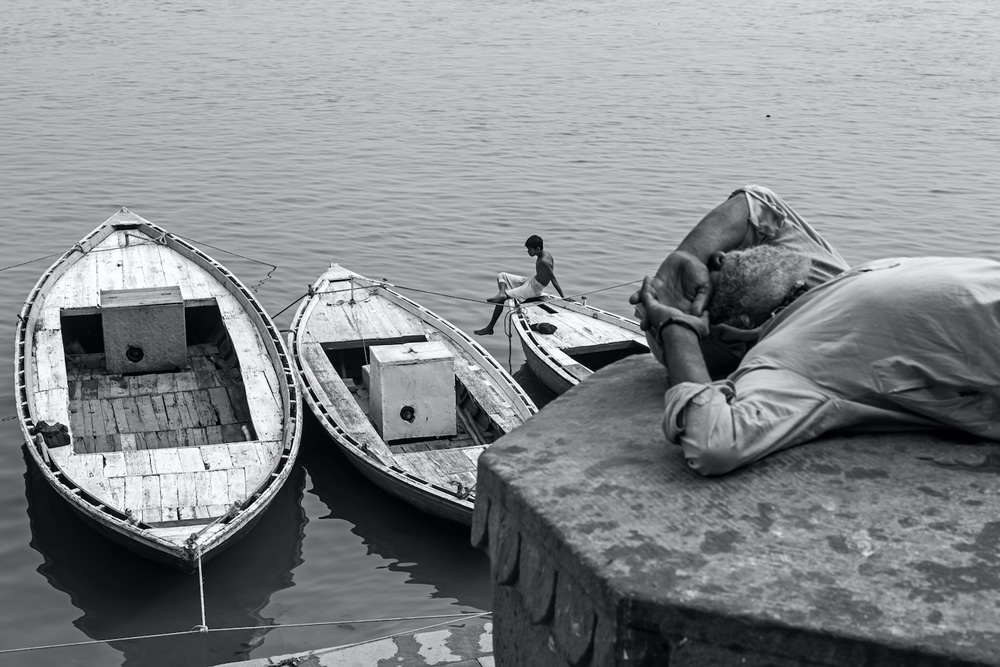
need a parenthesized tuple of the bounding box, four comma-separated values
(24, 445, 308, 667)
(297, 419, 493, 613)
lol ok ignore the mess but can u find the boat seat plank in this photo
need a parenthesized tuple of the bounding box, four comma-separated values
(306, 299, 364, 344)
(393, 451, 448, 484)
(176, 472, 198, 507)
(461, 445, 487, 464)
(142, 475, 162, 509)
(342, 297, 387, 340)
(227, 468, 247, 505)
(124, 476, 143, 511)
(33, 329, 68, 393)
(453, 361, 521, 434)
(95, 246, 126, 294)
(151, 449, 185, 474)
(104, 451, 126, 477)
(423, 448, 478, 474)
(538, 345, 593, 382)
(159, 472, 180, 507)
(299, 339, 394, 462)
(32, 388, 71, 431)
(124, 450, 154, 476)
(201, 444, 235, 470)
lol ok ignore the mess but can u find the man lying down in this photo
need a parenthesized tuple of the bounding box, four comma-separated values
(640, 246, 1000, 475)
(635, 248, 1000, 476)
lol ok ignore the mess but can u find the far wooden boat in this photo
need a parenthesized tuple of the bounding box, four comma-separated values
(510, 295, 649, 396)
(15, 209, 302, 571)
(288, 264, 537, 525)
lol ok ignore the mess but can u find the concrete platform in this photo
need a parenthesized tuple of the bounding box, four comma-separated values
(472, 355, 1000, 666)
(213, 619, 493, 667)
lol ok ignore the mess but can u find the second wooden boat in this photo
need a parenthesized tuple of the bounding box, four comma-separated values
(15, 209, 302, 571)
(510, 296, 649, 396)
(288, 264, 537, 525)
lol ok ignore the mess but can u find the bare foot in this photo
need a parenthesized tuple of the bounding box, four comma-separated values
(486, 293, 507, 304)
(474, 327, 494, 336)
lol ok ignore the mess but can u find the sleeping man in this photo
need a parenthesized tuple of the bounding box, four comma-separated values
(629, 185, 999, 475)
(635, 246, 1000, 476)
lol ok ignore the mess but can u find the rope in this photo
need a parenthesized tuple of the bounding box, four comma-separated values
(195, 550, 208, 633)
(169, 232, 278, 271)
(389, 278, 642, 305)
(0, 611, 491, 656)
(0, 250, 68, 273)
(272, 292, 309, 319)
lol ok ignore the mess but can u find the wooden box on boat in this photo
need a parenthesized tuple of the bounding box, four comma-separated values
(101, 286, 188, 373)
(369, 341, 457, 442)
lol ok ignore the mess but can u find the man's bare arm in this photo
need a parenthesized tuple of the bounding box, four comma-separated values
(672, 193, 752, 264)
(659, 324, 711, 386)
(631, 192, 752, 319)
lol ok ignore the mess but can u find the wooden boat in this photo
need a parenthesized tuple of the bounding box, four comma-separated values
(509, 295, 649, 396)
(15, 208, 302, 571)
(288, 264, 537, 525)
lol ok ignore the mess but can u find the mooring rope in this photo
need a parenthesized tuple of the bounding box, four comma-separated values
(0, 610, 492, 656)
(0, 251, 68, 273)
(195, 550, 208, 633)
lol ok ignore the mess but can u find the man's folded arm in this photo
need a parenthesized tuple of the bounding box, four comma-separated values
(662, 372, 835, 476)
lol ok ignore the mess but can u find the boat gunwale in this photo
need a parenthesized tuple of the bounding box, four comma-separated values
(14, 208, 303, 568)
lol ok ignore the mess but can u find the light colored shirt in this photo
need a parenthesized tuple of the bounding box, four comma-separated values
(665, 257, 1000, 476)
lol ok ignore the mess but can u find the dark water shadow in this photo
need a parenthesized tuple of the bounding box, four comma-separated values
(297, 418, 492, 612)
(512, 362, 559, 409)
(23, 446, 308, 667)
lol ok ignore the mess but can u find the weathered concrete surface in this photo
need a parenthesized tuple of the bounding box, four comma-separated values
(212, 619, 493, 667)
(473, 355, 1000, 666)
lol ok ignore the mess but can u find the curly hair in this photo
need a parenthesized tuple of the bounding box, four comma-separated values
(707, 246, 811, 329)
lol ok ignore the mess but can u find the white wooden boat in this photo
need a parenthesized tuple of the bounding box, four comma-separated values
(15, 208, 302, 571)
(510, 295, 649, 396)
(288, 264, 537, 525)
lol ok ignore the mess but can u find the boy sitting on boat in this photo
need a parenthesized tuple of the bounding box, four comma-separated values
(475, 234, 566, 336)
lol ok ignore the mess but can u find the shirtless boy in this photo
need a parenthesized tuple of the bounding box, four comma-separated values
(474, 235, 565, 336)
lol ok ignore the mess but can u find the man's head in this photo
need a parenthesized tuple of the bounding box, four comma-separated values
(525, 235, 544, 253)
(707, 246, 810, 329)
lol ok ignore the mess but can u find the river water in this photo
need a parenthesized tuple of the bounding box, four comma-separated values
(1, 0, 998, 664)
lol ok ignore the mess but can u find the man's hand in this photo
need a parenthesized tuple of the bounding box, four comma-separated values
(629, 250, 711, 330)
(633, 276, 710, 366)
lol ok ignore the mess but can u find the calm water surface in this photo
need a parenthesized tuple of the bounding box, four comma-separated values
(2, 0, 998, 664)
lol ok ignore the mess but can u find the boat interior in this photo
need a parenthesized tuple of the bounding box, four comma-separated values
(565, 341, 649, 372)
(524, 298, 649, 371)
(319, 337, 504, 454)
(59, 301, 257, 455)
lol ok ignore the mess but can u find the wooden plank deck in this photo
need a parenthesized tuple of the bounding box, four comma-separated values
(50, 440, 279, 527)
(66, 344, 256, 454)
(519, 300, 645, 352)
(29, 228, 284, 447)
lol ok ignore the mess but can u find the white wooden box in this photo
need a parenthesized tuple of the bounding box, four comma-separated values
(369, 341, 456, 442)
(101, 286, 187, 374)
